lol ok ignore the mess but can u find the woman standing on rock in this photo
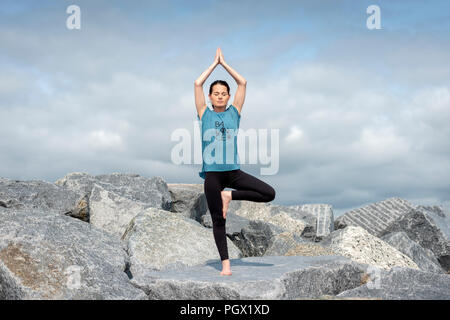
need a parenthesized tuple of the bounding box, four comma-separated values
(194, 47, 276, 276)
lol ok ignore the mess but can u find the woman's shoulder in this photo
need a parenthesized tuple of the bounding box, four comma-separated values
(228, 104, 241, 118)
(197, 105, 210, 121)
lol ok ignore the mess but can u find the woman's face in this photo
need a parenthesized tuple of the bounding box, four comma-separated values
(209, 84, 230, 108)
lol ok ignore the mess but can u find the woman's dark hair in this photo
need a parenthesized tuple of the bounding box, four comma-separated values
(209, 80, 230, 109)
(209, 80, 230, 95)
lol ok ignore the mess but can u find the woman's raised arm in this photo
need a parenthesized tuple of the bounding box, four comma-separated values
(194, 49, 220, 119)
(218, 48, 246, 115)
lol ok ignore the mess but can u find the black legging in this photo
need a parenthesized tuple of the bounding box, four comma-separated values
(204, 169, 276, 261)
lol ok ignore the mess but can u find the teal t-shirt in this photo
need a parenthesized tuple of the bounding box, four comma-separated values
(197, 104, 241, 179)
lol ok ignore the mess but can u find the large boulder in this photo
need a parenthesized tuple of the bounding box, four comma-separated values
(264, 232, 302, 256)
(334, 197, 416, 237)
(130, 255, 369, 300)
(0, 177, 87, 220)
(337, 267, 450, 300)
(270, 204, 316, 236)
(54, 172, 172, 232)
(121, 208, 242, 277)
(379, 205, 450, 272)
(381, 232, 444, 273)
(321, 226, 419, 270)
(55, 172, 172, 212)
(202, 212, 285, 257)
(167, 183, 207, 222)
(227, 220, 278, 257)
(230, 201, 273, 221)
(88, 184, 149, 238)
(0, 207, 145, 300)
(228, 202, 313, 237)
(264, 231, 336, 257)
(201, 211, 251, 233)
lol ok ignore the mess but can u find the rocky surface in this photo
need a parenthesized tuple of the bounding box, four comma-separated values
(288, 204, 334, 239)
(88, 184, 149, 238)
(167, 183, 207, 222)
(379, 206, 450, 272)
(121, 207, 242, 277)
(225, 201, 315, 239)
(55, 172, 172, 212)
(0, 177, 87, 220)
(381, 232, 444, 273)
(54, 172, 172, 237)
(202, 212, 286, 257)
(0, 207, 145, 300)
(320, 226, 419, 270)
(334, 197, 416, 237)
(1, 173, 449, 300)
(337, 266, 450, 300)
(130, 255, 369, 299)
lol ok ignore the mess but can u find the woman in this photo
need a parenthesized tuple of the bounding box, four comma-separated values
(194, 47, 276, 276)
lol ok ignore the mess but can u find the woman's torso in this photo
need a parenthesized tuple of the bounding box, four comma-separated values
(197, 104, 241, 179)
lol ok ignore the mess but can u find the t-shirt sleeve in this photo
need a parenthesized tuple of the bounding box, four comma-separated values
(197, 106, 209, 120)
(229, 104, 241, 119)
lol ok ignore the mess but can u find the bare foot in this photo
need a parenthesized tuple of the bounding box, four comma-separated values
(220, 259, 232, 276)
(221, 190, 232, 219)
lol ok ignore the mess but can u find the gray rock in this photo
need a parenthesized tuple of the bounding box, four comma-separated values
(267, 211, 309, 237)
(167, 183, 207, 222)
(223, 202, 312, 238)
(337, 267, 450, 300)
(88, 184, 149, 238)
(288, 204, 334, 239)
(0, 207, 145, 300)
(0, 177, 87, 221)
(203, 212, 286, 257)
(201, 211, 251, 234)
(379, 206, 450, 272)
(230, 201, 273, 221)
(381, 232, 444, 273)
(55, 172, 172, 212)
(130, 255, 368, 299)
(264, 232, 301, 256)
(121, 208, 242, 277)
(265, 232, 336, 257)
(272, 204, 316, 227)
(228, 220, 275, 257)
(321, 226, 419, 270)
(334, 197, 417, 237)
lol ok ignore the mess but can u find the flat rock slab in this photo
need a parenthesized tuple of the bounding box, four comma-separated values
(131, 255, 369, 300)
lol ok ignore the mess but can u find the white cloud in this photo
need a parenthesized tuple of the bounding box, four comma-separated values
(86, 130, 124, 151)
(285, 125, 304, 143)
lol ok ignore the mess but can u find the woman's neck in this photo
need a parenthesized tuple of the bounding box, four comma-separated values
(213, 105, 226, 113)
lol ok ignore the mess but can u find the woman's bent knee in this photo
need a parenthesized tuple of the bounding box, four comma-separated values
(266, 187, 276, 202)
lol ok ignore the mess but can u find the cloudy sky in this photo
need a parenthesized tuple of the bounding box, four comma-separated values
(1, 0, 449, 216)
